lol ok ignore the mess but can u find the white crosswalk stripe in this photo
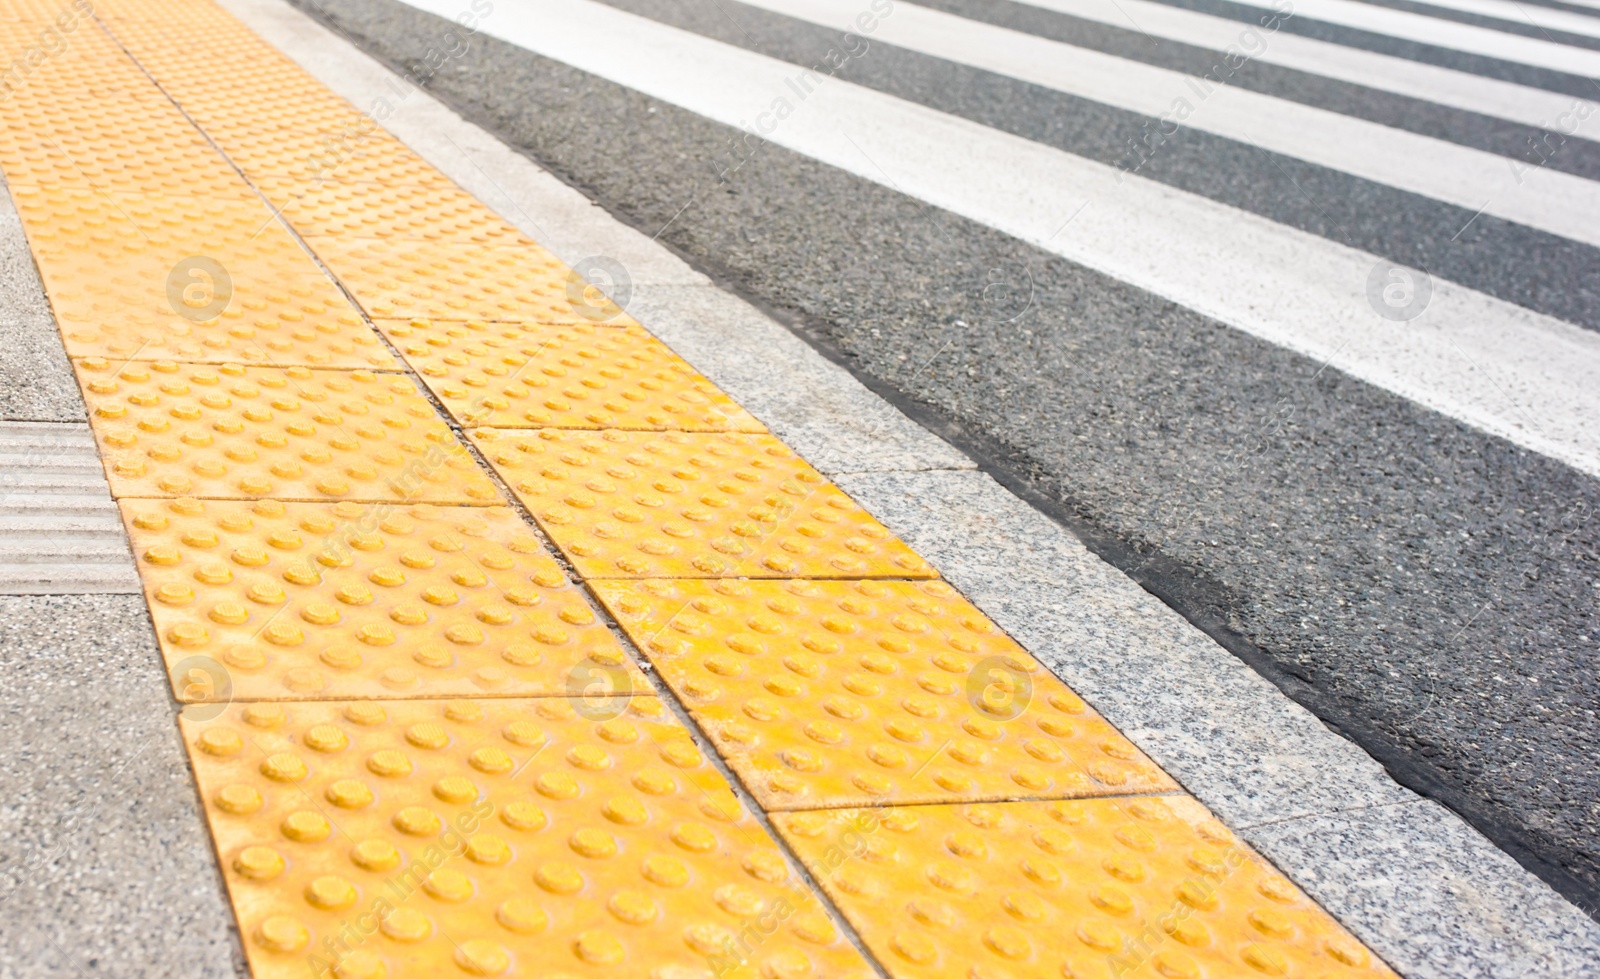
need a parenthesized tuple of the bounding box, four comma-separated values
(747, 0, 1600, 246)
(1011, 0, 1600, 131)
(1196, 0, 1600, 75)
(398, 0, 1600, 478)
(1380, 0, 1600, 41)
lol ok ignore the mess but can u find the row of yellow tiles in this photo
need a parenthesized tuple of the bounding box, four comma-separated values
(0, 1, 1395, 977)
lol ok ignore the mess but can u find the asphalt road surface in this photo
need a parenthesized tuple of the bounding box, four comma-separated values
(293, 0, 1600, 917)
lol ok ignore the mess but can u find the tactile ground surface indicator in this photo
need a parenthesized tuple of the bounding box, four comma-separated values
(593, 578, 1176, 809)
(0, 17, 396, 370)
(313, 237, 640, 327)
(254, 178, 534, 244)
(0, 17, 251, 197)
(75, 359, 501, 503)
(121, 498, 640, 702)
(6, 184, 396, 368)
(183, 697, 876, 979)
(472, 428, 934, 579)
(87, 12, 536, 239)
(377, 318, 767, 432)
(774, 797, 1401, 979)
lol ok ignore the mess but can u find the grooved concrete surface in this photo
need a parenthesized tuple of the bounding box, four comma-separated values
(0, 422, 140, 594)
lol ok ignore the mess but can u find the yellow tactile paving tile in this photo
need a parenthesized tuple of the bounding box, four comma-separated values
(11, 186, 335, 279)
(121, 498, 642, 702)
(311, 236, 638, 326)
(0, 28, 261, 196)
(46, 286, 395, 369)
(33, 13, 454, 189)
(774, 797, 1399, 979)
(75, 359, 502, 503)
(252, 177, 531, 244)
(470, 428, 935, 579)
(93, 13, 535, 246)
(94, 17, 369, 108)
(6, 186, 398, 368)
(91, 5, 395, 119)
(208, 126, 453, 186)
(591, 578, 1176, 810)
(95, 0, 245, 20)
(0, 0, 94, 19)
(378, 318, 768, 432)
(182, 696, 876, 979)
(0, 31, 399, 371)
(12, 184, 301, 249)
(0, 128, 254, 198)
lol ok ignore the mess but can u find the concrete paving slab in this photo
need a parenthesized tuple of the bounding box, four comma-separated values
(1249, 800, 1600, 979)
(837, 467, 1413, 826)
(0, 422, 140, 595)
(628, 283, 975, 474)
(0, 190, 83, 423)
(0, 317, 84, 423)
(0, 595, 245, 979)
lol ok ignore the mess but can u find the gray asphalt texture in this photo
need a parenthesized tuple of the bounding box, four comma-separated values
(586, 0, 1600, 332)
(299, 0, 1600, 917)
(1157, 0, 1600, 94)
(1345, 0, 1600, 50)
(911, 0, 1600, 183)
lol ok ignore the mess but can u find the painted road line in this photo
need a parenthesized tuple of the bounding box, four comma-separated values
(394, 0, 1600, 479)
(1166, 0, 1600, 76)
(204, 0, 1600, 973)
(752, 0, 1600, 248)
(1374, 0, 1600, 41)
(1008, 0, 1600, 133)
(579, 0, 1600, 332)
